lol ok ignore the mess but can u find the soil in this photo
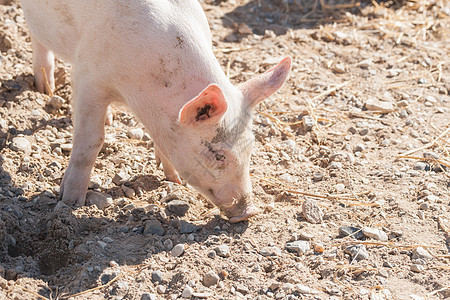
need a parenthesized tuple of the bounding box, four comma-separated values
(0, 0, 449, 299)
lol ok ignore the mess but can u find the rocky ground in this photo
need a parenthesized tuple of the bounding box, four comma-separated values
(0, 0, 449, 299)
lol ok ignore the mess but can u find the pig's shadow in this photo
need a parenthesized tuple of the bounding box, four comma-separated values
(1, 185, 250, 298)
(221, 0, 407, 40)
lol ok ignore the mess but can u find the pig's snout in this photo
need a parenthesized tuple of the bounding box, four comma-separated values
(212, 185, 261, 223)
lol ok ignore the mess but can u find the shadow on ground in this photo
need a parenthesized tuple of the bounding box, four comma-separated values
(221, 0, 409, 38)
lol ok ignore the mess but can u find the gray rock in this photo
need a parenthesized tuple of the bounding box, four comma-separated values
(377, 269, 389, 278)
(301, 116, 315, 132)
(171, 243, 185, 257)
(298, 232, 315, 240)
(353, 144, 365, 153)
(203, 271, 220, 287)
(419, 203, 429, 210)
(164, 239, 173, 250)
(167, 200, 189, 216)
(359, 128, 369, 136)
(344, 244, 369, 261)
(128, 128, 144, 140)
(214, 244, 230, 257)
(362, 227, 388, 241)
(357, 58, 373, 68)
(295, 284, 311, 294)
(53, 201, 70, 212)
(60, 143, 73, 152)
(236, 284, 249, 294)
(97, 240, 107, 249)
(47, 95, 65, 109)
(180, 220, 198, 234)
(411, 264, 424, 273)
(301, 199, 323, 224)
(412, 247, 433, 260)
(122, 185, 135, 198)
(141, 293, 157, 300)
(10, 137, 31, 153)
(181, 285, 194, 298)
(285, 241, 310, 255)
(365, 98, 394, 112)
(113, 171, 129, 185)
(156, 285, 166, 294)
(413, 162, 428, 171)
(312, 173, 323, 181)
(86, 191, 113, 210)
(151, 270, 163, 283)
(144, 220, 165, 236)
(260, 246, 282, 256)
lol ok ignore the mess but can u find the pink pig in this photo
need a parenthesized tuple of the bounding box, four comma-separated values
(21, 0, 291, 222)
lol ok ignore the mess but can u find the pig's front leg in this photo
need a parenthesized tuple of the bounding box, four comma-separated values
(31, 36, 55, 94)
(60, 79, 110, 206)
(155, 146, 181, 184)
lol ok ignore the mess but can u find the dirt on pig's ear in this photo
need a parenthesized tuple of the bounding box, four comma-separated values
(179, 84, 228, 126)
(239, 56, 291, 108)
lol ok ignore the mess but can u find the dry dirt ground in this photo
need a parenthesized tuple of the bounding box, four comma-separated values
(0, 0, 449, 299)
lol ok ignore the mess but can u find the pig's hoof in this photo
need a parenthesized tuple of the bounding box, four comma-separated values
(165, 174, 182, 184)
(228, 204, 261, 223)
(59, 189, 87, 207)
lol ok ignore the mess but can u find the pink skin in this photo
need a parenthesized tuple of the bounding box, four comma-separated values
(22, 0, 291, 223)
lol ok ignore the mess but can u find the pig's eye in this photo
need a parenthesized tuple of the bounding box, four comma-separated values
(215, 153, 225, 162)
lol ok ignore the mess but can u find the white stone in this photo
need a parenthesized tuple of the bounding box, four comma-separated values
(362, 227, 388, 242)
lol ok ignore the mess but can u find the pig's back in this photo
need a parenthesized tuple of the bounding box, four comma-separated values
(21, 0, 212, 65)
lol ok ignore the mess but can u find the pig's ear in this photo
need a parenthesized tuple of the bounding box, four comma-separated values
(239, 56, 291, 108)
(179, 84, 228, 126)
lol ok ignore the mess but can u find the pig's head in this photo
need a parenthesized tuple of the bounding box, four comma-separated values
(175, 57, 291, 222)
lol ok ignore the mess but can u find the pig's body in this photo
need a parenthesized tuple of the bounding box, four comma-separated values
(21, 0, 291, 222)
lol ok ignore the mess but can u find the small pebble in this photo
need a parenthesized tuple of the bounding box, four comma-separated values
(164, 239, 173, 251)
(128, 128, 144, 140)
(339, 226, 364, 240)
(410, 264, 424, 273)
(10, 137, 31, 153)
(365, 98, 394, 112)
(181, 285, 194, 298)
(151, 270, 163, 283)
(143, 220, 165, 236)
(86, 191, 113, 210)
(362, 227, 388, 242)
(412, 247, 433, 260)
(214, 244, 230, 257)
(141, 293, 157, 300)
(122, 185, 135, 198)
(285, 241, 310, 255)
(301, 199, 323, 224)
(47, 95, 65, 109)
(335, 183, 345, 192)
(203, 271, 220, 287)
(344, 244, 369, 261)
(156, 285, 166, 294)
(301, 116, 315, 131)
(171, 243, 185, 257)
(236, 284, 250, 294)
(167, 200, 189, 216)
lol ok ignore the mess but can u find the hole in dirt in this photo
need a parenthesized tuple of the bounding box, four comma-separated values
(38, 253, 71, 276)
(7, 244, 20, 257)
